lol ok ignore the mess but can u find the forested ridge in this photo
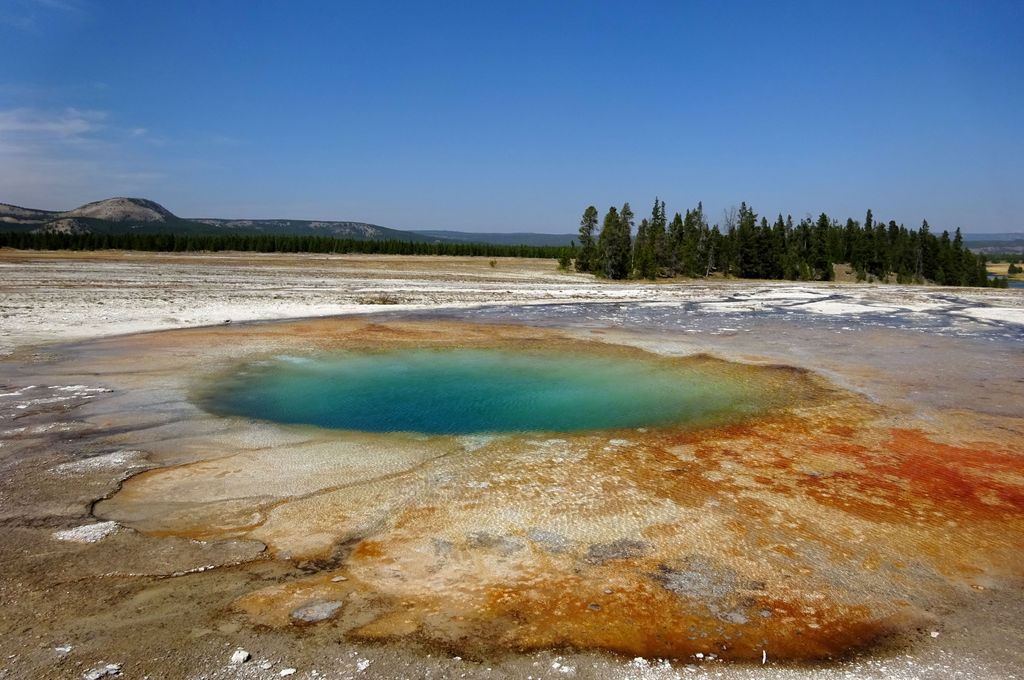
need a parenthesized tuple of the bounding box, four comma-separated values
(0, 231, 566, 259)
(574, 199, 998, 287)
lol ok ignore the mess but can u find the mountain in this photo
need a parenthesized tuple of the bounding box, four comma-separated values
(65, 197, 176, 223)
(0, 198, 446, 241)
(966, 239, 1024, 255)
(964, 233, 1024, 255)
(411, 229, 576, 247)
(1, 198, 212, 236)
(0, 198, 572, 246)
(190, 218, 443, 241)
(963, 232, 1024, 242)
(0, 203, 58, 225)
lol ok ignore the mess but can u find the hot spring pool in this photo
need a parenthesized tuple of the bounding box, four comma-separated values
(199, 348, 769, 435)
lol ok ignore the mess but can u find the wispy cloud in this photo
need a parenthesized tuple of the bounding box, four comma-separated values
(0, 106, 163, 208)
(0, 107, 106, 138)
(210, 133, 245, 147)
(32, 0, 87, 12)
(0, 0, 88, 33)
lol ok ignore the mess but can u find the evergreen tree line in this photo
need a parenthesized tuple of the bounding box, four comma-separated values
(0, 231, 570, 260)
(574, 199, 997, 287)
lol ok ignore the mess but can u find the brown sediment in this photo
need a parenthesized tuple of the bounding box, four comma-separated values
(76, 318, 1024, 662)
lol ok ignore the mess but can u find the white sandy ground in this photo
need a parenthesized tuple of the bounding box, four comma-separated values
(0, 252, 1022, 355)
(953, 306, 1024, 324)
(52, 521, 119, 543)
(48, 449, 146, 475)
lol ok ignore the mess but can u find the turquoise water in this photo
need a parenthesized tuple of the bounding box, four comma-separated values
(201, 349, 765, 435)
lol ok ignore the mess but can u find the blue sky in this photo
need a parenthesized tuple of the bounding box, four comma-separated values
(1, 1, 1022, 233)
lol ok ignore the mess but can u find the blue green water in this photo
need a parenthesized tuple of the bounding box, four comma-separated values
(201, 349, 765, 435)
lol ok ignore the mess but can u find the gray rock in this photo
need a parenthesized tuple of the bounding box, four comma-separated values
(652, 554, 737, 599)
(291, 600, 343, 622)
(432, 538, 454, 558)
(719, 610, 749, 624)
(585, 539, 650, 564)
(465, 531, 523, 556)
(230, 649, 250, 664)
(526, 528, 571, 553)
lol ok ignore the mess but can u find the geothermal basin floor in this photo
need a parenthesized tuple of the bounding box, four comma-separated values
(0, 251, 1022, 680)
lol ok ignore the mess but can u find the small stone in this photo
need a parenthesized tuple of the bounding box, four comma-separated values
(83, 663, 121, 680)
(694, 653, 704, 659)
(230, 649, 250, 664)
(603, 588, 614, 594)
(930, 631, 940, 638)
(356, 659, 371, 672)
(54, 644, 73, 656)
(260, 661, 274, 670)
(331, 575, 348, 582)
(587, 603, 601, 611)
(280, 669, 297, 677)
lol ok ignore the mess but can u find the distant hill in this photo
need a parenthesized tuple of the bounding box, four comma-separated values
(66, 197, 175, 223)
(191, 218, 441, 242)
(964, 233, 1024, 255)
(0, 197, 571, 246)
(0, 198, 439, 241)
(964, 232, 1024, 242)
(411, 229, 576, 247)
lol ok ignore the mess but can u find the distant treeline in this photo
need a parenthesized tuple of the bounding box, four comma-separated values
(575, 200, 999, 287)
(0, 231, 568, 259)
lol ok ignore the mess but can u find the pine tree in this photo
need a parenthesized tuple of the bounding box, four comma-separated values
(597, 205, 632, 280)
(650, 198, 667, 273)
(667, 211, 685, 275)
(575, 206, 599, 273)
(612, 203, 635, 279)
(633, 218, 655, 279)
(770, 215, 787, 279)
(813, 213, 833, 280)
(735, 202, 759, 278)
(920, 219, 936, 281)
